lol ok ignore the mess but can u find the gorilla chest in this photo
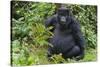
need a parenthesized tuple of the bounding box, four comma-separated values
(51, 29, 75, 46)
(50, 31, 75, 53)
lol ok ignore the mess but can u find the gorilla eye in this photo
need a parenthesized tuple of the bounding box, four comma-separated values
(58, 10, 65, 16)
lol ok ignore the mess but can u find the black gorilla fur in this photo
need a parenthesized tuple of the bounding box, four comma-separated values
(45, 7, 85, 60)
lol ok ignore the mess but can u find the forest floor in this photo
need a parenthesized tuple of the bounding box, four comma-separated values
(12, 43, 97, 65)
(29, 46, 97, 65)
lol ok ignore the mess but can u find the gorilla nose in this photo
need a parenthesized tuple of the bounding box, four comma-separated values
(61, 17, 66, 22)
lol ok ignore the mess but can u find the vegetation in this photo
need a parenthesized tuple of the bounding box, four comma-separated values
(11, 1, 97, 66)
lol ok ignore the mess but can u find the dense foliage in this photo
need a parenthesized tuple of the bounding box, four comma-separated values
(11, 1, 97, 66)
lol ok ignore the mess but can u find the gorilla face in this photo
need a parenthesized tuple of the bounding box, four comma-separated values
(57, 8, 71, 26)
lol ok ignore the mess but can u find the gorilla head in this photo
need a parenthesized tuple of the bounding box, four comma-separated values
(57, 7, 71, 28)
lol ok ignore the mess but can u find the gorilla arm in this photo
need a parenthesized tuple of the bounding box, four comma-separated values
(45, 15, 57, 32)
(70, 18, 85, 59)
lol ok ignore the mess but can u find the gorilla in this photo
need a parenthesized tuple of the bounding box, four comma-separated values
(45, 6, 85, 60)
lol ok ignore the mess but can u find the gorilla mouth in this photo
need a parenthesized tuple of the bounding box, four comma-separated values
(60, 16, 66, 22)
